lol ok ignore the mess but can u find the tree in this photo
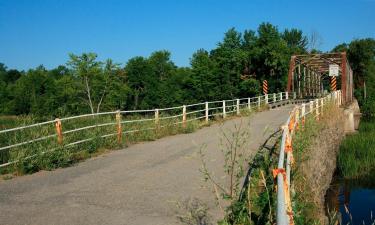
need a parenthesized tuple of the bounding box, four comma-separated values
(190, 49, 218, 101)
(211, 28, 247, 99)
(255, 23, 289, 92)
(125, 56, 152, 109)
(67, 53, 103, 113)
(282, 28, 308, 54)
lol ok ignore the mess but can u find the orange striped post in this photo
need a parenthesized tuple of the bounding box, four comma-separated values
(263, 80, 268, 95)
(331, 77, 337, 91)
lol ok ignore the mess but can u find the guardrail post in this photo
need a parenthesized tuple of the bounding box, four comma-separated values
(222, 100, 226, 118)
(236, 99, 240, 115)
(293, 92, 297, 99)
(286, 92, 289, 100)
(279, 92, 283, 101)
(310, 100, 314, 113)
(258, 96, 261, 109)
(265, 94, 268, 105)
(273, 93, 276, 102)
(155, 109, 159, 129)
(205, 102, 209, 124)
(301, 103, 306, 119)
(116, 111, 122, 144)
(247, 98, 251, 110)
(55, 118, 63, 145)
(315, 99, 319, 118)
(321, 98, 324, 116)
(182, 105, 187, 128)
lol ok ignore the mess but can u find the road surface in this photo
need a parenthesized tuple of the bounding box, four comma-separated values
(0, 105, 294, 225)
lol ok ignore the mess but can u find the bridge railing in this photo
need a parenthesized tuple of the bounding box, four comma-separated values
(275, 90, 342, 225)
(0, 92, 293, 168)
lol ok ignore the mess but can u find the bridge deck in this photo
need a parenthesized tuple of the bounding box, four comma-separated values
(0, 105, 294, 225)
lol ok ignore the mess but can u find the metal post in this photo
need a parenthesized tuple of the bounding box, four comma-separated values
(258, 96, 261, 109)
(247, 98, 251, 110)
(205, 102, 209, 124)
(223, 100, 226, 118)
(182, 105, 187, 128)
(155, 109, 159, 126)
(116, 111, 122, 144)
(279, 92, 283, 101)
(273, 93, 276, 102)
(236, 99, 240, 115)
(286, 92, 289, 100)
(265, 94, 269, 104)
(301, 103, 306, 119)
(55, 118, 63, 145)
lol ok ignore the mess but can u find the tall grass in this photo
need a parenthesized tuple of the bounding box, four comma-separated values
(338, 119, 375, 179)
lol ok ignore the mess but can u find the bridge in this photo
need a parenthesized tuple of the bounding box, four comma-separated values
(0, 53, 354, 225)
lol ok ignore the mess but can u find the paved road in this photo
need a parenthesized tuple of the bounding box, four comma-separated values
(0, 105, 294, 225)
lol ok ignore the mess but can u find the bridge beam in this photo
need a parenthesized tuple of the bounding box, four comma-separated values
(287, 56, 296, 93)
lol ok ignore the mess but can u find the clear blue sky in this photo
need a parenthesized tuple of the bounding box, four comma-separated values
(0, 0, 374, 70)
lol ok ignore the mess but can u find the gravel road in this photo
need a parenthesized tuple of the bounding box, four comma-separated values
(0, 105, 293, 225)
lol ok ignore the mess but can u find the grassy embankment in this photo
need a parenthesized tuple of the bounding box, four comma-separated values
(338, 119, 375, 180)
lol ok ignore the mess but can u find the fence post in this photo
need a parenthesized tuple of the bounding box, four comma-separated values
(273, 93, 276, 102)
(310, 100, 314, 113)
(223, 100, 226, 118)
(321, 98, 324, 116)
(182, 105, 187, 128)
(258, 96, 261, 109)
(55, 118, 63, 145)
(205, 102, 209, 124)
(315, 99, 319, 118)
(155, 109, 159, 129)
(265, 94, 268, 105)
(247, 98, 251, 110)
(236, 99, 240, 115)
(286, 92, 289, 100)
(279, 92, 283, 101)
(293, 92, 297, 99)
(301, 103, 306, 120)
(116, 111, 122, 144)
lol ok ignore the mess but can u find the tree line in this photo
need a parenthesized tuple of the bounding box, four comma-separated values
(0, 22, 374, 119)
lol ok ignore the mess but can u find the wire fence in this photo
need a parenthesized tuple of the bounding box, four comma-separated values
(0, 92, 294, 169)
(274, 90, 342, 225)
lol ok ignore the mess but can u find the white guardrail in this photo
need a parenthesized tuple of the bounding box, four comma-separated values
(275, 90, 342, 225)
(0, 92, 293, 168)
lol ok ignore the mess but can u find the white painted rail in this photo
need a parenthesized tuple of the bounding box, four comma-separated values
(0, 92, 292, 168)
(275, 90, 342, 225)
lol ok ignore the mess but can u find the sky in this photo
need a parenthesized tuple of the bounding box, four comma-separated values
(0, 0, 374, 70)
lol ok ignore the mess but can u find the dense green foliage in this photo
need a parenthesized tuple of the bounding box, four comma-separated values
(0, 23, 308, 120)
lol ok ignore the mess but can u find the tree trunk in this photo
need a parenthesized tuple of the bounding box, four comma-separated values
(84, 76, 94, 114)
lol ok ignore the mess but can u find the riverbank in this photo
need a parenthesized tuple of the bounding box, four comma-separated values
(325, 118, 375, 224)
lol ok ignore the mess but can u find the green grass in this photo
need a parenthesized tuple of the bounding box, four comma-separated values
(338, 119, 375, 179)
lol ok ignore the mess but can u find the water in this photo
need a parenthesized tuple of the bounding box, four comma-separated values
(326, 176, 375, 224)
